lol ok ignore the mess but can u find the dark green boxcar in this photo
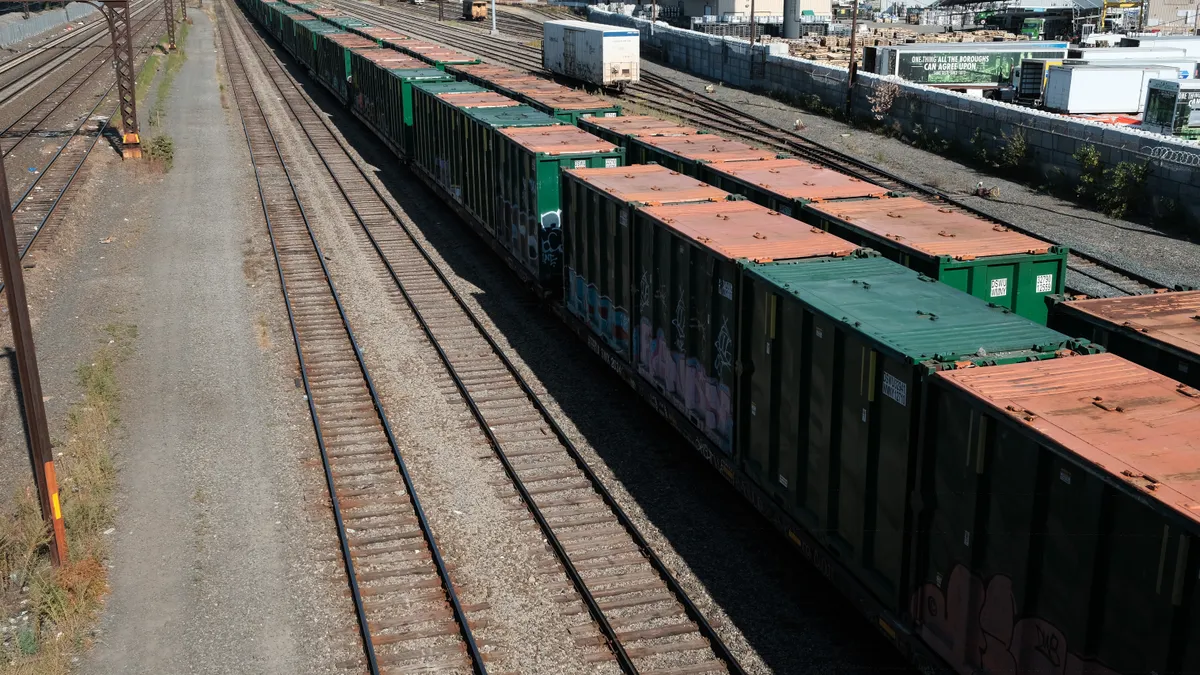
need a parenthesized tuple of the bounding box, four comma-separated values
(1046, 290, 1200, 388)
(912, 352, 1200, 675)
(410, 81, 493, 197)
(804, 197, 1068, 324)
(738, 255, 1096, 614)
(314, 32, 377, 104)
(348, 50, 429, 156)
(323, 15, 368, 30)
(380, 68, 456, 159)
(561, 165, 730, 361)
(705, 157, 891, 217)
(634, 200, 861, 455)
(494, 125, 623, 288)
(292, 20, 338, 75)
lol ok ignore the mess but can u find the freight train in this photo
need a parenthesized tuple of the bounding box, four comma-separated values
(235, 1, 1200, 672)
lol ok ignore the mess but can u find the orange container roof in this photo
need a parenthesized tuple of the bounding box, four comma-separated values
(934, 352, 1200, 522)
(499, 126, 617, 155)
(638, 135, 776, 164)
(358, 27, 406, 39)
(506, 81, 572, 95)
(584, 115, 700, 137)
(566, 165, 728, 206)
(440, 91, 519, 109)
(451, 63, 523, 78)
(525, 93, 614, 110)
(708, 158, 890, 203)
(638, 200, 859, 262)
(806, 196, 1055, 260)
(1059, 290, 1200, 359)
(328, 34, 376, 48)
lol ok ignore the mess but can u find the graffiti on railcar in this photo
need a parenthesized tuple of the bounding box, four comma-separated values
(912, 565, 1119, 675)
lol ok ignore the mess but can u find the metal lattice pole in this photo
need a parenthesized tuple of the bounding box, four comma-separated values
(102, 1, 141, 158)
(165, 0, 177, 50)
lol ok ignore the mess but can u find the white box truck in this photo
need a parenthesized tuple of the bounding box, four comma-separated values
(543, 20, 640, 89)
(1043, 64, 1182, 114)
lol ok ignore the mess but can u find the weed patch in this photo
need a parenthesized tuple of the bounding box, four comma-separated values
(0, 324, 136, 671)
(144, 135, 176, 171)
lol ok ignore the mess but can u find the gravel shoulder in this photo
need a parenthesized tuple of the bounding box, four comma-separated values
(74, 8, 352, 673)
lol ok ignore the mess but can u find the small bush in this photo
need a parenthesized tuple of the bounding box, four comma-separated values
(998, 129, 1027, 170)
(145, 134, 175, 170)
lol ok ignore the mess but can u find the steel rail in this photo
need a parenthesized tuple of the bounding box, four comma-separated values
(237, 5, 744, 672)
(1, 1, 160, 158)
(218, 5, 487, 673)
(332, 0, 1171, 298)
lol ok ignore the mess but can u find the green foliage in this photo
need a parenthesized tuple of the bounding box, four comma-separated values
(1072, 144, 1149, 219)
(145, 135, 176, 170)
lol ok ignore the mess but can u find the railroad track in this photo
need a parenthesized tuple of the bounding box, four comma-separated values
(233, 3, 744, 672)
(4, 6, 165, 272)
(328, 0, 1166, 298)
(218, 4, 489, 673)
(1, 1, 161, 159)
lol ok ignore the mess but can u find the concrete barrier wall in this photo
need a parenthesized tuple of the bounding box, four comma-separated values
(590, 8, 1200, 226)
(0, 3, 99, 49)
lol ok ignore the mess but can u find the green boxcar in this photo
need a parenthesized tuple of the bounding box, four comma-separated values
(561, 165, 730, 360)
(292, 20, 338, 75)
(705, 157, 892, 218)
(577, 115, 701, 152)
(348, 51, 437, 156)
(628, 134, 779, 179)
(394, 40, 480, 70)
(323, 15, 368, 30)
(804, 196, 1068, 324)
(314, 32, 377, 104)
(510, 90, 621, 124)
(1046, 290, 1200, 388)
(737, 255, 1096, 614)
(493, 125, 623, 288)
(410, 81, 494, 195)
(633, 200, 861, 455)
(351, 25, 408, 49)
(913, 352, 1200, 675)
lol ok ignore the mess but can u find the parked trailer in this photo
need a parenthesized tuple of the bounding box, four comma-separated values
(1047, 290, 1200, 388)
(542, 19, 640, 89)
(704, 157, 890, 218)
(462, 0, 487, 20)
(1043, 64, 1182, 114)
(578, 114, 702, 151)
(629, 134, 779, 179)
(738, 255, 1097, 613)
(804, 196, 1067, 324)
(914, 353, 1200, 675)
(561, 165, 731, 360)
(1142, 78, 1200, 139)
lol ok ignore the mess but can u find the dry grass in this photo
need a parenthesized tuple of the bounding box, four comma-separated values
(0, 323, 135, 672)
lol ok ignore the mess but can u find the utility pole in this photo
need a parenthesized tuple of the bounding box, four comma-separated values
(0, 146, 67, 567)
(749, 0, 757, 44)
(99, 0, 141, 157)
(182, 0, 187, 23)
(164, 0, 177, 50)
(845, 0, 861, 118)
(438, 0, 443, 21)
(490, 0, 497, 35)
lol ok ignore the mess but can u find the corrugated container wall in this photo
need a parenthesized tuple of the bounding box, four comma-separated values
(804, 197, 1067, 323)
(561, 165, 730, 360)
(914, 353, 1200, 675)
(738, 255, 1096, 614)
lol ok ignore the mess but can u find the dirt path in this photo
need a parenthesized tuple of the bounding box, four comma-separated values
(79, 7, 350, 674)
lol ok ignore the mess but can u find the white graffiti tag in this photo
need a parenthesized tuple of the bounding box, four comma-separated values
(639, 270, 652, 312)
(672, 288, 686, 353)
(714, 318, 733, 375)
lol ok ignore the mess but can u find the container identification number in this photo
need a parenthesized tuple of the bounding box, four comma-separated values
(882, 371, 907, 406)
(605, 158, 618, 168)
(1035, 273, 1054, 293)
(990, 278, 1008, 298)
(574, 160, 587, 169)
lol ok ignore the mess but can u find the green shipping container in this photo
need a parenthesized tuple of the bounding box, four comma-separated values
(705, 157, 892, 217)
(577, 115, 701, 152)
(804, 197, 1068, 323)
(512, 90, 621, 124)
(314, 32, 377, 104)
(410, 81, 493, 196)
(292, 20, 338, 75)
(494, 124, 623, 288)
(634, 200, 861, 455)
(561, 165, 729, 360)
(348, 51, 433, 156)
(738, 255, 1096, 614)
(323, 15, 369, 30)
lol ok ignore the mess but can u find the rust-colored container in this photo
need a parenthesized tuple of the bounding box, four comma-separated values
(492, 125, 623, 288)
(352, 25, 408, 48)
(915, 352, 1200, 675)
(1048, 290, 1200, 388)
(395, 40, 480, 69)
(705, 158, 890, 217)
(446, 63, 523, 86)
(508, 90, 620, 123)
(805, 196, 1068, 323)
(630, 134, 778, 180)
(561, 165, 729, 360)
(578, 114, 701, 151)
(437, 91, 517, 109)
(632, 199, 859, 454)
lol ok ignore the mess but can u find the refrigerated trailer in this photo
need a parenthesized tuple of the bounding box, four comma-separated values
(542, 20, 640, 89)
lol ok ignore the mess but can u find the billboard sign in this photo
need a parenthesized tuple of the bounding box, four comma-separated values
(897, 49, 1068, 85)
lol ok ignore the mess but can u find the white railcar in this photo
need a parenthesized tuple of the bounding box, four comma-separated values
(543, 20, 640, 89)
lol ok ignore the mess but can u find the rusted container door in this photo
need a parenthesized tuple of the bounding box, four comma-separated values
(915, 354, 1200, 675)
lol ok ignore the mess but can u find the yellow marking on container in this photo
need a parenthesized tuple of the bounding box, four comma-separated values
(51, 492, 62, 520)
(788, 531, 803, 547)
(878, 617, 897, 642)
